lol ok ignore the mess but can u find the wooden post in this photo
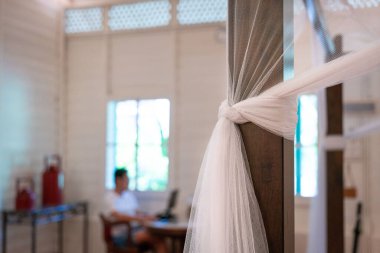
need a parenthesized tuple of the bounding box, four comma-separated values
(236, 1, 294, 252)
(326, 35, 344, 253)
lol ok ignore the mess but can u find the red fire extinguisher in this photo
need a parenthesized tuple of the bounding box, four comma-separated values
(15, 177, 35, 210)
(42, 154, 64, 206)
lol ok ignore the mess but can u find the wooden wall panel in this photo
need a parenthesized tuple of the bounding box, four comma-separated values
(177, 27, 227, 218)
(0, 0, 62, 252)
(111, 31, 176, 93)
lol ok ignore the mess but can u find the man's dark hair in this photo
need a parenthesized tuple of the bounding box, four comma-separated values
(114, 168, 127, 182)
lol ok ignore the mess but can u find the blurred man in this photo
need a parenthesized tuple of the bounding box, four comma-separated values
(104, 169, 167, 253)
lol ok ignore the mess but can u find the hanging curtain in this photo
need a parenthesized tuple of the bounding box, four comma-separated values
(184, 1, 380, 252)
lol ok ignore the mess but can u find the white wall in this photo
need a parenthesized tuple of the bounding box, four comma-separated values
(65, 24, 227, 253)
(0, 0, 63, 252)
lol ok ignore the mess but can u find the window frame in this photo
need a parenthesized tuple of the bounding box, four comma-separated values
(105, 98, 172, 192)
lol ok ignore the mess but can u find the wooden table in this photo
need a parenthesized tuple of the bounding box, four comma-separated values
(1, 202, 88, 253)
(146, 221, 187, 253)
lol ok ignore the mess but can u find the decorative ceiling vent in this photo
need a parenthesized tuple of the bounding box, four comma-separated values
(65, 7, 103, 33)
(177, 0, 227, 25)
(108, 0, 171, 30)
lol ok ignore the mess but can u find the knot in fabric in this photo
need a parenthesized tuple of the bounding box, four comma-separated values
(218, 100, 248, 124)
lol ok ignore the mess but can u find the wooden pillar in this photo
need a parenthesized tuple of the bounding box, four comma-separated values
(237, 1, 294, 252)
(326, 35, 344, 253)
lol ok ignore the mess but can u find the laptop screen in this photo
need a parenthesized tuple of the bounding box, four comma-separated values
(167, 189, 178, 211)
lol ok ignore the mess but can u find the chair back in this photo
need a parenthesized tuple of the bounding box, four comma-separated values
(100, 214, 114, 245)
(99, 214, 141, 253)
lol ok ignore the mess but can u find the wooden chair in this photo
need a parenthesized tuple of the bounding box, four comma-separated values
(100, 214, 139, 253)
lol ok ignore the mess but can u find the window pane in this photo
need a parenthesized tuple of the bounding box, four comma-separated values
(138, 99, 170, 145)
(295, 94, 318, 197)
(106, 102, 116, 189)
(177, 0, 227, 25)
(138, 101, 163, 146)
(294, 145, 301, 195)
(116, 101, 137, 146)
(300, 95, 318, 146)
(114, 101, 137, 189)
(105, 143, 116, 189)
(137, 145, 169, 191)
(109, 0, 172, 30)
(65, 8, 103, 33)
(136, 99, 170, 190)
(299, 146, 318, 197)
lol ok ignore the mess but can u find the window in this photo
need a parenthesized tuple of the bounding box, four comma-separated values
(108, 0, 172, 30)
(65, 8, 104, 33)
(106, 99, 170, 191)
(294, 95, 318, 197)
(177, 0, 227, 25)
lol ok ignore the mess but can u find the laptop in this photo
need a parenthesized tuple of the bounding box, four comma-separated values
(157, 189, 178, 221)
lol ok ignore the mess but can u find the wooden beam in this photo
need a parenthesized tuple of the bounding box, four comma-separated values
(235, 1, 294, 252)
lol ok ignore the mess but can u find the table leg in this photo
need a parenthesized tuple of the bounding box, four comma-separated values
(171, 238, 176, 253)
(83, 204, 89, 253)
(31, 215, 37, 253)
(58, 220, 63, 253)
(2, 213, 7, 253)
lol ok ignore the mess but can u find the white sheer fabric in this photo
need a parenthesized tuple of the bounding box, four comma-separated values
(222, 40, 380, 139)
(184, 1, 380, 253)
(184, 117, 268, 253)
